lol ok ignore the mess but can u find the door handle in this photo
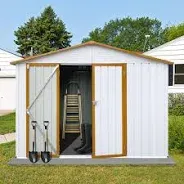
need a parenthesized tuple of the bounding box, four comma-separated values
(92, 101, 98, 106)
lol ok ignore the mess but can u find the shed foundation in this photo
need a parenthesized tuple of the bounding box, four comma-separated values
(9, 157, 175, 165)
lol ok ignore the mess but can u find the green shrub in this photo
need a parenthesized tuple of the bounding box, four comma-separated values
(169, 94, 184, 116)
(169, 116, 184, 152)
(169, 104, 184, 116)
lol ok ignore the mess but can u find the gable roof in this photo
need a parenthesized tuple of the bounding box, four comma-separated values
(11, 41, 173, 65)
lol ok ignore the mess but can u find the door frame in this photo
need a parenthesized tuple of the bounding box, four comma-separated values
(92, 63, 127, 158)
(26, 63, 60, 157)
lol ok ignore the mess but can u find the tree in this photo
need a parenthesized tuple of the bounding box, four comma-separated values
(82, 17, 166, 52)
(164, 23, 184, 42)
(14, 6, 72, 56)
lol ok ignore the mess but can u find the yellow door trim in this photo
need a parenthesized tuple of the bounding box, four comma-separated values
(56, 66, 60, 155)
(26, 63, 60, 157)
(26, 64, 29, 157)
(92, 63, 127, 158)
(28, 63, 60, 67)
(122, 64, 127, 156)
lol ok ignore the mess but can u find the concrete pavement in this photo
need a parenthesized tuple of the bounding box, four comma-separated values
(0, 110, 14, 116)
(0, 132, 15, 144)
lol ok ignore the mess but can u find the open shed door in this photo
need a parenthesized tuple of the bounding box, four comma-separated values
(26, 64, 60, 156)
(92, 64, 127, 158)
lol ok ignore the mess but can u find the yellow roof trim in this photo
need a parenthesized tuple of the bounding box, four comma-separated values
(11, 41, 173, 65)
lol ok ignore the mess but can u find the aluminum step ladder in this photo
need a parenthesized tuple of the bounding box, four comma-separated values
(62, 82, 82, 139)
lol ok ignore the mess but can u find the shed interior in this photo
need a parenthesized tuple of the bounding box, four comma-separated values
(60, 65, 92, 155)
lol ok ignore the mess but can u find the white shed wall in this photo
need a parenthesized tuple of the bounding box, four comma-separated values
(16, 63, 26, 158)
(127, 63, 168, 157)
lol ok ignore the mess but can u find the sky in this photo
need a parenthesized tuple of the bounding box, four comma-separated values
(0, 0, 184, 54)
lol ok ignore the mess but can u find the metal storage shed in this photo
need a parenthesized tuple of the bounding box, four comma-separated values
(11, 41, 173, 162)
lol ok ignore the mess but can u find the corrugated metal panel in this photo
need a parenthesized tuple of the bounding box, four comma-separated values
(27, 45, 151, 65)
(28, 66, 57, 154)
(93, 46, 144, 64)
(16, 64, 26, 158)
(94, 66, 122, 156)
(27, 46, 92, 65)
(127, 63, 168, 157)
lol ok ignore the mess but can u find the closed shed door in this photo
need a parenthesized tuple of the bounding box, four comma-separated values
(92, 64, 127, 158)
(26, 64, 60, 156)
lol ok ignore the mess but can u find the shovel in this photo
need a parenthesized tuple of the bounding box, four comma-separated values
(29, 121, 38, 163)
(41, 121, 51, 163)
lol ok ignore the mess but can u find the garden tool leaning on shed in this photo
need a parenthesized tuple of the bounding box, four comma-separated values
(29, 121, 38, 163)
(62, 81, 82, 139)
(41, 121, 51, 163)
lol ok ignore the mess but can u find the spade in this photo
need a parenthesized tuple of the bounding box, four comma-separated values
(41, 121, 51, 163)
(29, 121, 38, 163)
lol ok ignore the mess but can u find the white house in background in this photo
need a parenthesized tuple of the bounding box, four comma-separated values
(0, 48, 22, 111)
(144, 35, 184, 93)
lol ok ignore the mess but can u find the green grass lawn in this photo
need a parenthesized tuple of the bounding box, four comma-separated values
(0, 113, 15, 135)
(0, 115, 184, 183)
(0, 141, 184, 184)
